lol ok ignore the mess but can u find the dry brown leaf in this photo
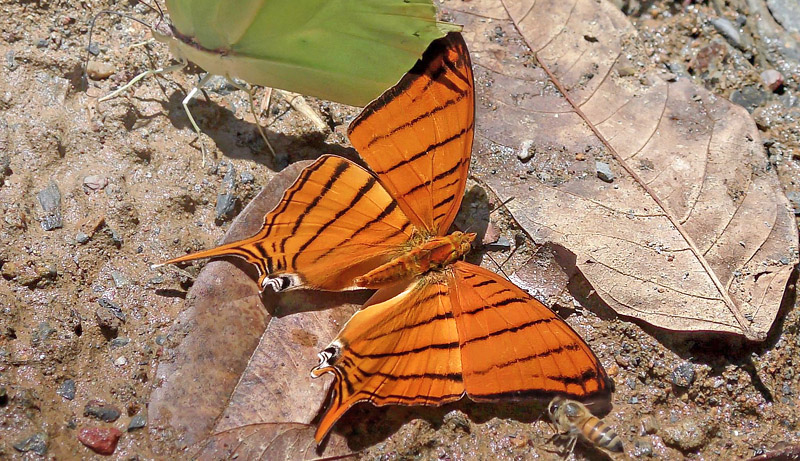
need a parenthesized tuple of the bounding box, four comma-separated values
(148, 161, 359, 460)
(444, 0, 797, 340)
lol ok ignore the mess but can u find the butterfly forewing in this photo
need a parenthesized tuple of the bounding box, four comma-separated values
(159, 155, 412, 291)
(312, 277, 466, 441)
(450, 262, 610, 399)
(348, 32, 474, 235)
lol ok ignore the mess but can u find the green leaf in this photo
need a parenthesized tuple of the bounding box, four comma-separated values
(163, 0, 461, 106)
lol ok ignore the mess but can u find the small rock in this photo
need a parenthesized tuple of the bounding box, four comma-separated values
(239, 171, 255, 184)
(518, 140, 535, 162)
(786, 192, 800, 216)
(84, 400, 121, 422)
(57, 379, 76, 400)
(596, 161, 615, 182)
(110, 337, 130, 348)
(75, 232, 90, 244)
(114, 356, 128, 367)
(767, 0, 800, 34)
(632, 437, 654, 457)
(110, 271, 127, 288)
(86, 42, 100, 56)
(761, 70, 784, 92)
(98, 298, 125, 322)
(671, 363, 696, 388)
(662, 419, 714, 452)
(37, 181, 63, 231)
(640, 415, 659, 435)
(34, 321, 55, 343)
(442, 410, 471, 433)
(82, 175, 108, 193)
(730, 86, 767, 113)
(710, 17, 743, 50)
(486, 235, 511, 251)
(78, 427, 121, 455)
(13, 432, 47, 455)
(6, 50, 16, 71)
(215, 193, 237, 220)
(86, 61, 115, 80)
(95, 307, 121, 336)
(127, 414, 146, 431)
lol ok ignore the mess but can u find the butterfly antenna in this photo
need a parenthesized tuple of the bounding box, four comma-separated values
(485, 252, 512, 280)
(491, 196, 515, 217)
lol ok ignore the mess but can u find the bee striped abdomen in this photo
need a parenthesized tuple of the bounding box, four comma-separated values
(580, 415, 624, 452)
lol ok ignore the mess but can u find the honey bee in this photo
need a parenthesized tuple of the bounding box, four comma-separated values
(547, 396, 624, 456)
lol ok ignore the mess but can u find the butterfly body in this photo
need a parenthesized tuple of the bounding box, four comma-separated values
(355, 231, 476, 288)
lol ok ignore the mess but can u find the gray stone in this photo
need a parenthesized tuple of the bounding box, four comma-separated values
(215, 193, 237, 220)
(84, 400, 121, 422)
(767, 0, 800, 34)
(13, 433, 47, 455)
(596, 161, 615, 182)
(127, 414, 146, 431)
(710, 17, 743, 49)
(730, 86, 768, 113)
(37, 181, 62, 230)
(786, 192, 800, 215)
(57, 379, 76, 400)
(75, 232, 90, 244)
(98, 298, 125, 322)
(671, 362, 696, 388)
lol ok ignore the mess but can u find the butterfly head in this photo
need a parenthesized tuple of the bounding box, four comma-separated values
(450, 231, 477, 256)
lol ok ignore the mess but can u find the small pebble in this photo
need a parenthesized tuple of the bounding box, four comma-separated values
(85, 61, 115, 80)
(518, 140, 535, 162)
(84, 400, 121, 422)
(5, 50, 16, 71)
(239, 171, 255, 183)
(57, 379, 76, 400)
(127, 414, 146, 431)
(761, 70, 784, 92)
(114, 356, 128, 367)
(37, 181, 63, 231)
(710, 17, 743, 49)
(671, 363, 696, 388)
(75, 232, 90, 244)
(95, 307, 121, 336)
(78, 427, 121, 455)
(730, 86, 768, 113)
(633, 437, 654, 457)
(86, 42, 100, 56)
(215, 193, 237, 220)
(98, 298, 125, 322)
(82, 175, 108, 193)
(662, 419, 712, 452)
(110, 337, 130, 348)
(13, 432, 47, 455)
(640, 415, 660, 435)
(110, 271, 127, 288)
(596, 161, 615, 182)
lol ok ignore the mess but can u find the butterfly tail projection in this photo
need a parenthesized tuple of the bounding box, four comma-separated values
(155, 155, 414, 293)
(153, 236, 289, 291)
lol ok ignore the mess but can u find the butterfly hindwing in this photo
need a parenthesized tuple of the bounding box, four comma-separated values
(450, 262, 610, 400)
(160, 155, 412, 291)
(312, 277, 466, 441)
(348, 32, 474, 234)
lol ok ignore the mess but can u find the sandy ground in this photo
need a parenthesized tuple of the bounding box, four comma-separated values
(1, 0, 799, 459)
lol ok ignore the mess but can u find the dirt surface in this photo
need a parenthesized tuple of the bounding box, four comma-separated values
(0, 0, 799, 459)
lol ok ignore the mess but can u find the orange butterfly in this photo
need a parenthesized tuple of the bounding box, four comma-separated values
(158, 32, 609, 443)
